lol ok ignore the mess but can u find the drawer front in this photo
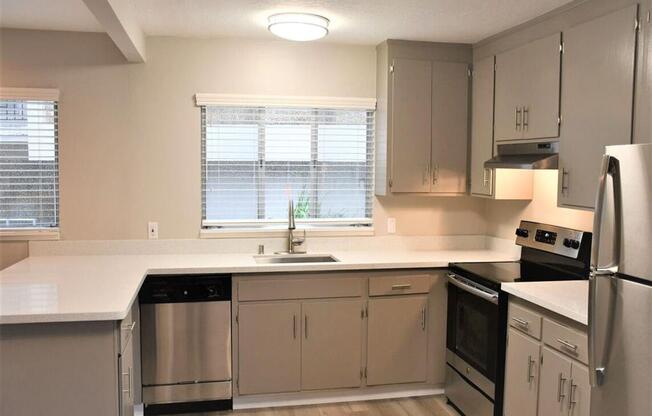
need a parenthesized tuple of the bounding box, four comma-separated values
(239, 276, 364, 301)
(508, 302, 542, 340)
(368, 274, 431, 296)
(542, 318, 588, 364)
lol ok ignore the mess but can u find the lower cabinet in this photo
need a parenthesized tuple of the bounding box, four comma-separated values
(504, 328, 540, 416)
(237, 302, 302, 395)
(504, 300, 590, 416)
(301, 299, 364, 390)
(119, 330, 135, 416)
(366, 296, 428, 385)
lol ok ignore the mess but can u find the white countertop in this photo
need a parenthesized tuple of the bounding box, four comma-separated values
(0, 249, 516, 325)
(501, 281, 588, 325)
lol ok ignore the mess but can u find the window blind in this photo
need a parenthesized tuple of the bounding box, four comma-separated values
(201, 105, 375, 227)
(0, 99, 59, 229)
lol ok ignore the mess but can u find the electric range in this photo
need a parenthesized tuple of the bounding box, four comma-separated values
(445, 220, 592, 416)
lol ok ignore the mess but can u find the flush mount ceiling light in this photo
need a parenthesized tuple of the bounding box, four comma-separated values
(268, 13, 330, 41)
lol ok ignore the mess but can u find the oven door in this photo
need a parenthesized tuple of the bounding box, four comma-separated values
(447, 273, 499, 384)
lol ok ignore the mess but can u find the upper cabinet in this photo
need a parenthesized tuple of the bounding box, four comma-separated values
(558, 5, 638, 209)
(375, 41, 471, 195)
(495, 33, 562, 142)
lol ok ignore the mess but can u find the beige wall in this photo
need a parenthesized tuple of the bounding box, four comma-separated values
(0, 28, 489, 263)
(485, 170, 594, 239)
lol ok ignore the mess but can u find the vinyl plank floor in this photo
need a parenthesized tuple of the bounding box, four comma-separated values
(137, 395, 460, 416)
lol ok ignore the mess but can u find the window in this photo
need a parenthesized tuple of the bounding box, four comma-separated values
(0, 89, 59, 233)
(200, 99, 375, 228)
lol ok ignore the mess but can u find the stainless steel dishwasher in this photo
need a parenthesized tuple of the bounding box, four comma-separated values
(139, 274, 232, 415)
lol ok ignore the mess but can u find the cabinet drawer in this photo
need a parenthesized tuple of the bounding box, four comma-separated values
(508, 302, 542, 340)
(239, 276, 364, 302)
(542, 318, 588, 364)
(368, 274, 431, 296)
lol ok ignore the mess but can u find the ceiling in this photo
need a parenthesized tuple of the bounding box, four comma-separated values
(0, 0, 577, 44)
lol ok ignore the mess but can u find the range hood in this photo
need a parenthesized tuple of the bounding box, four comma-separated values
(484, 142, 559, 169)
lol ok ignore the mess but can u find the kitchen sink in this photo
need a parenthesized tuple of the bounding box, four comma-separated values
(253, 254, 340, 264)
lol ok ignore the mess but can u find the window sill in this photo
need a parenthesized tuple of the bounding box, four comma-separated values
(0, 228, 60, 241)
(200, 226, 374, 239)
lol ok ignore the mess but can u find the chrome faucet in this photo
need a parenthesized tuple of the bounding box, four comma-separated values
(287, 199, 306, 254)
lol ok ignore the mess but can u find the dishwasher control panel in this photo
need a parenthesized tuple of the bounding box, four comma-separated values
(139, 274, 232, 303)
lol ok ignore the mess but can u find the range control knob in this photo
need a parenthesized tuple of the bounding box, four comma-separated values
(571, 240, 580, 249)
(515, 228, 529, 238)
(563, 238, 572, 248)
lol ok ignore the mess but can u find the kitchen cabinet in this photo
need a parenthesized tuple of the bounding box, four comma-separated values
(470, 55, 534, 199)
(375, 40, 472, 195)
(301, 299, 364, 390)
(503, 328, 540, 416)
(558, 5, 637, 209)
(237, 302, 301, 395)
(505, 299, 590, 416)
(495, 33, 561, 142)
(119, 328, 135, 416)
(366, 295, 428, 385)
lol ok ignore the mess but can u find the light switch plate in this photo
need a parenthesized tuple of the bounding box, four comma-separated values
(148, 222, 158, 239)
(387, 217, 396, 234)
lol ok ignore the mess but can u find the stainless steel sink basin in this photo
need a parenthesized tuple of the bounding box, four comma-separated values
(254, 254, 340, 264)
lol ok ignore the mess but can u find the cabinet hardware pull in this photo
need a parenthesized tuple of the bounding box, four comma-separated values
(392, 284, 412, 290)
(432, 164, 439, 185)
(561, 169, 570, 195)
(293, 315, 296, 339)
(122, 367, 132, 398)
(421, 308, 426, 331)
(523, 107, 529, 130)
(512, 317, 529, 327)
(557, 373, 567, 402)
(527, 355, 535, 383)
(557, 338, 578, 351)
(304, 315, 308, 339)
(568, 380, 578, 409)
(516, 107, 522, 130)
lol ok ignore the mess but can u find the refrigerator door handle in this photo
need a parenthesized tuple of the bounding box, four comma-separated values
(590, 154, 622, 275)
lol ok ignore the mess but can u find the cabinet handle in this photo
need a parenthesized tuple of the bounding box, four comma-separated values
(432, 164, 439, 185)
(557, 338, 578, 351)
(523, 107, 529, 130)
(483, 168, 490, 187)
(561, 169, 570, 195)
(421, 308, 427, 331)
(304, 315, 308, 339)
(527, 355, 535, 383)
(512, 317, 529, 328)
(392, 283, 412, 290)
(122, 367, 132, 398)
(293, 315, 296, 339)
(557, 373, 567, 403)
(516, 107, 522, 130)
(568, 380, 578, 410)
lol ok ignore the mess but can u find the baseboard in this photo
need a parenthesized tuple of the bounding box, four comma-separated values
(233, 384, 444, 410)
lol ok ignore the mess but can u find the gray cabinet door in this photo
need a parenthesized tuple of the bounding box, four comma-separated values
(495, 45, 525, 142)
(238, 302, 301, 395)
(301, 299, 364, 390)
(538, 346, 572, 416)
(431, 61, 469, 193)
(390, 58, 432, 192)
(558, 5, 637, 209)
(522, 33, 561, 140)
(504, 328, 540, 416)
(119, 334, 135, 416)
(569, 363, 590, 416)
(366, 296, 428, 386)
(470, 56, 495, 196)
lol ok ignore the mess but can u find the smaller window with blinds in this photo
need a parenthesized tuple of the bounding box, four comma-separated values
(200, 100, 375, 228)
(0, 89, 59, 232)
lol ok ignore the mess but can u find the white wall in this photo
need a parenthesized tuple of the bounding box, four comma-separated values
(0, 28, 488, 263)
(485, 170, 594, 239)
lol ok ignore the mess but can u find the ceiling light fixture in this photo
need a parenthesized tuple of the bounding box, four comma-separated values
(268, 13, 329, 41)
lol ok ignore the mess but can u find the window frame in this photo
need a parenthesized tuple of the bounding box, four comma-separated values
(196, 94, 376, 236)
(0, 88, 60, 241)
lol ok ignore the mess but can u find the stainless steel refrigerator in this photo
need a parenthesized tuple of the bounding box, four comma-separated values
(589, 143, 652, 415)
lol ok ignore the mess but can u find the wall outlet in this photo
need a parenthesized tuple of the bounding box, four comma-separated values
(387, 217, 397, 234)
(148, 222, 158, 239)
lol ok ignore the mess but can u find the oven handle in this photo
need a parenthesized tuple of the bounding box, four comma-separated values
(447, 273, 499, 305)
